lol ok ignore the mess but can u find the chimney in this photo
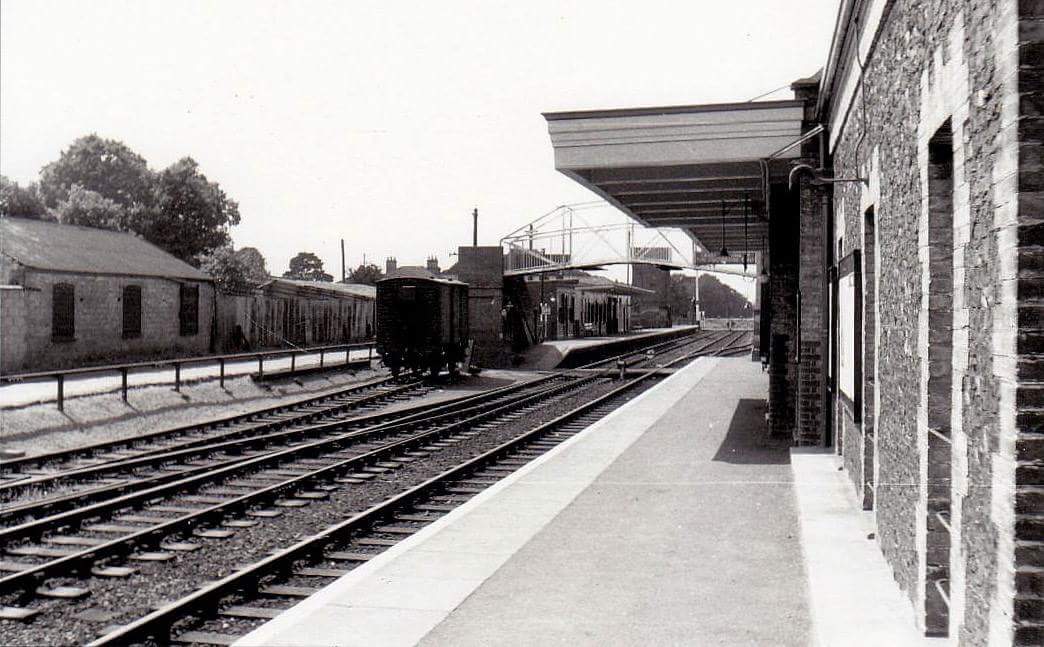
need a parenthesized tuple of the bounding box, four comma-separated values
(426, 256, 440, 274)
(386, 257, 397, 275)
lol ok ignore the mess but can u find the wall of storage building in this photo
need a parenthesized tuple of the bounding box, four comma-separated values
(1, 266, 213, 372)
(216, 291, 374, 352)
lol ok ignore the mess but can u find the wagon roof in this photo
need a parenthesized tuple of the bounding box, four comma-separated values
(261, 277, 376, 299)
(378, 266, 467, 285)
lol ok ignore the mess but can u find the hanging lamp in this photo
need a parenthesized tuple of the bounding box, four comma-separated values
(718, 200, 729, 258)
(742, 194, 749, 271)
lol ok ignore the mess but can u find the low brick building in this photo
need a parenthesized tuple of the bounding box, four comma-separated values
(0, 217, 215, 373)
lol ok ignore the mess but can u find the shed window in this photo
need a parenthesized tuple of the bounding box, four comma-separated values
(123, 285, 142, 338)
(179, 284, 199, 336)
(52, 283, 75, 341)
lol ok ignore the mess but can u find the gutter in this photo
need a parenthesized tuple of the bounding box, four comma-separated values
(816, 0, 859, 121)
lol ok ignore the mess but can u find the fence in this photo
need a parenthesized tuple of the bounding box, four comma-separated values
(0, 341, 375, 411)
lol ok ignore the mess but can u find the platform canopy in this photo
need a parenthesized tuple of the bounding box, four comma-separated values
(543, 100, 806, 255)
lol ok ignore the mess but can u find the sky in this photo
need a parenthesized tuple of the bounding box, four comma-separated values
(1, 0, 840, 299)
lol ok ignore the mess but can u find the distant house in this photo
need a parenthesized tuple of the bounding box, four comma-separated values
(0, 217, 215, 373)
(216, 277, 375, 351)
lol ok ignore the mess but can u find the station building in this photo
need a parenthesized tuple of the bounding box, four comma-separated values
(542, 0, 1042, 642)
(514, 271, 645, 341)
(0, 217, 216, 373)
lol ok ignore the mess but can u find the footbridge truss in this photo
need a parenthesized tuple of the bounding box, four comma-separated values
(501, 202, 756, 278)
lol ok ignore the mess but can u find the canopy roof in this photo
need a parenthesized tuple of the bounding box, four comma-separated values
(544, 99, 807, 254)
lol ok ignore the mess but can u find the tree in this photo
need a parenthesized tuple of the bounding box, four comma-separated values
(198, 246, 254, 293)
(55, 184, 126, 229)
(669, 274, 753, 320)
(38, 134, 153, 210)
(139, 157, 241, 263)
(347, 263, 382, 285)
(0, 176, 50, 219)
(233, 247, 269, 285)
(284, 252, 333, 282)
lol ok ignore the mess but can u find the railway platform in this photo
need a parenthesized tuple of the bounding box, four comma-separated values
(519, 325, 699, 370)
(236, 357, 938, 647)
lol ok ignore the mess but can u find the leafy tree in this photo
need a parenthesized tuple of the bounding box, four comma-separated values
(0, 176, 50, 219)
(233, 247, 270, 285)
(55, 185, 126, 229)
(669, 274, 753, 320)
(38, 134, 153, 210)
(139, 157, 241, 263)
(347, 263, 383, 285)
(284, 252, 333, 282)
(198, 246, 254, 293)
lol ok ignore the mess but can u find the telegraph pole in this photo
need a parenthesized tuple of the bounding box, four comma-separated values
(473, 208, 478, 246)
(340, 239, 346, 282)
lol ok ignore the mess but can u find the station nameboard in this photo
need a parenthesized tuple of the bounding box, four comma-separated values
(837, 249, 862, 421)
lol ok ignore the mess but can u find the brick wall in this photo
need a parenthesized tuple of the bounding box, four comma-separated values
(631, 264, 670, 326)
(8, 269, 214, 372)
(798, 179, 828, 446)
(828, 1, 1028, 642)
(0, 287, 28, 373)
(1013, 1, 1044, 644)
(768, 185, 800, 438)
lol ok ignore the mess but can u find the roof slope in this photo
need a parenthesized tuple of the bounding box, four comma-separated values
(0, 217, 211, 281)
(264, 277, 376, 299)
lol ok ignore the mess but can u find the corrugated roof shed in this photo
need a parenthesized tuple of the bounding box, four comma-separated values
(0, 217, 211, 281)
(263, 277, 376, 300)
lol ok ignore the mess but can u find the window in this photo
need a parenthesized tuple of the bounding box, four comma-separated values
(52, 283, 75, 341)
(179, 284, 200, 336)
(123, 285, 142, 339)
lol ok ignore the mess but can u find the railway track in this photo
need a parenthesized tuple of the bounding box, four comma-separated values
(88, 332, 746, 646)
(0, 329, 751, 643)
(0, 377, 570, 526)
(0, 375, 431, 484)
(0, 378, 584, 595)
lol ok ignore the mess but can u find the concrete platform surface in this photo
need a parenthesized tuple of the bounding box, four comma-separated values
(237, 358, 936, 646)
(237, 358, 814, 647)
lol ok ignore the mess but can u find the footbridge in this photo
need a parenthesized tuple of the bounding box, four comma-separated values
(501, 202, 757, 278)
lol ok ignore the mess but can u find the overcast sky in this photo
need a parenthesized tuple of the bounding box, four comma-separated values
(2, 0, 839, 292)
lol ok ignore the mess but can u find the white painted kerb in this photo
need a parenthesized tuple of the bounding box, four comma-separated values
(236, 358, 718, 647)
(791, 448, 947, 647)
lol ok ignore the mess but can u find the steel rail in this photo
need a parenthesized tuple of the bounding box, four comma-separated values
(0, 371, 567, 523)
(2, 331, 721, 521)
(90, 341, 737, 645)
(0, 376, 597, 594)
(0, 374, 412, 474)
(0, 375, 562, 523)
(0, 380, 426, 500)
(88, 358, 682, 646)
